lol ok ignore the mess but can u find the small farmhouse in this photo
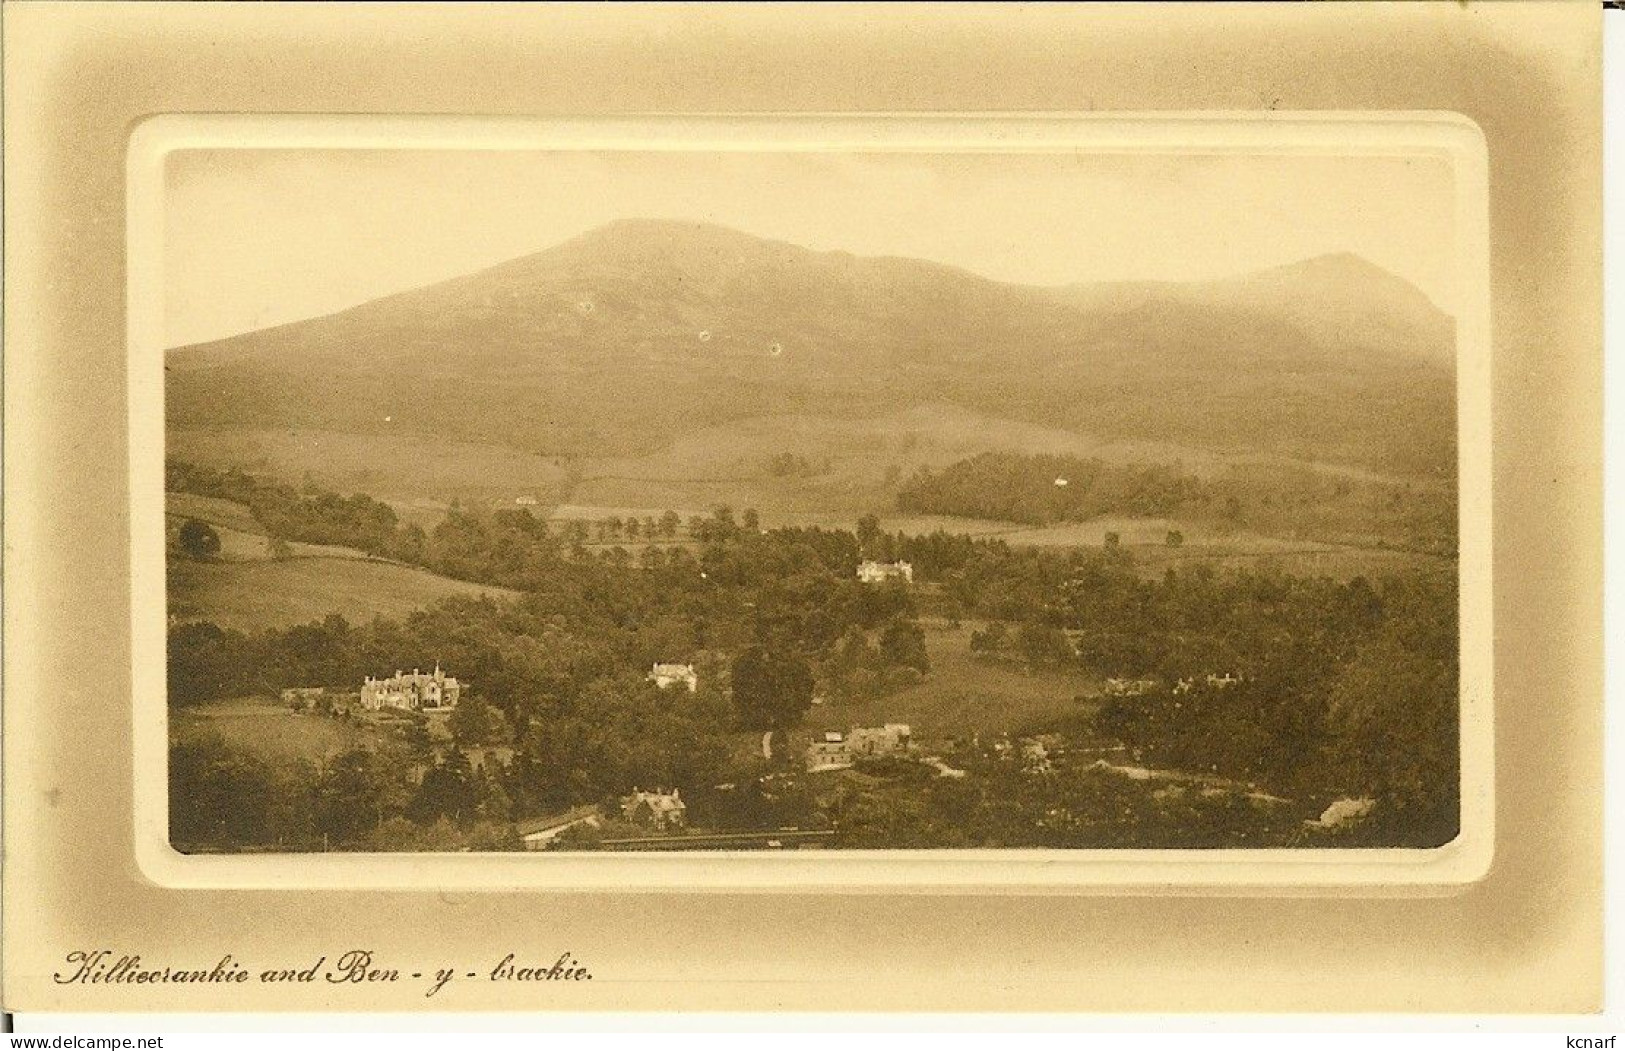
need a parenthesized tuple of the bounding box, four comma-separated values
(360, 664, 464, 712)
(1102, 677, 1158, 697)
(1020, 736, 1057, 774)
(648, 663, 698, 692)
(806, 730, 854, 772)
(805, 723, 913, 771)
(846, 723, 913, 758)
(621, 788, 687, 831)
(856, 560, 913, 584)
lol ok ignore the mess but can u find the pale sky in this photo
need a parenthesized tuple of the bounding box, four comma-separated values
(164, 149, 1457, 347)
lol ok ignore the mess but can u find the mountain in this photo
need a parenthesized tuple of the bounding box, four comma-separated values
(1050, 251, 1455, 368)
(167, 219, 1456, 477)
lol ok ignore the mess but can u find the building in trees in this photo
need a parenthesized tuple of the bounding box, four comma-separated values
(621, 788, 686, 831)
(847, 723, 913, 758)
(361, 664, 464, 712)
(648, 662, 699, 692)
(857, 560, 913, 584)
(806, 730, 854, 772)
(804, 723, 913, 771)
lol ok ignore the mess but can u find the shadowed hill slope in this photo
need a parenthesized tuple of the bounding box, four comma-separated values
(167, 219, 1456, 477)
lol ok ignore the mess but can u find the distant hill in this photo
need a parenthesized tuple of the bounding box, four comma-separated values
(167, 219, 1456, 478)
(1048, 251, 1456, 369)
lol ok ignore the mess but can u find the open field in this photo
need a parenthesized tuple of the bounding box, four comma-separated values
(168, 426, 574, 524)
(808, 621, 1098, 743)
(169, 556, 516, 632)
(168, 415, 1452, 587)
(165, 492, 380, 562)
(165, 516, 370, 564)
(167, 491, 266, 535)
(1124, 541, 1449, 582)
(172, 402, 1445, 524)
(166, 489, 515, 630)
(171, 698, 386, 763)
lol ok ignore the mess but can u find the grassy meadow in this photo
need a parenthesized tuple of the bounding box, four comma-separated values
(169, 406, 1450, 588)
(810, 620, 1097, 741)
(171, 698, 384, 763)
(168, 556, 515, 633)
(167, 491, 515, 631)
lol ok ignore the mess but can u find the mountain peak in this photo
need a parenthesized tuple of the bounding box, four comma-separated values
(1247, 252, 1445, 311)
(572, 216, 771, 245)
(553, 217, 795, 260)
(1258, 251, 1397, 281)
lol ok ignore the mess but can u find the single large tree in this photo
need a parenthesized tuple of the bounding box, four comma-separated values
(856, 513, 882, 555)
(177, 518, 222, 560)
(879, 618, 931, 674)
(730, 646, 814, 733)
(313, 748, 394, 846)
(447, 693, 514, 749)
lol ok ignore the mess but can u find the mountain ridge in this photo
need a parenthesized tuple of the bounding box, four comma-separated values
(166, 219, 1457, 478)
(169, 219, 1451, 356)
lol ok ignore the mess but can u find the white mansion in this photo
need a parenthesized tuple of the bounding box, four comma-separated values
(857, 560, 913, 584)
(360, 664, 464, 712)
(648, 663, 699, 692)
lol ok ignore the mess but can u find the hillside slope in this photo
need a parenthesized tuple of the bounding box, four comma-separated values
(166, 492, 516, 631)
(168, 558, 516, 633)
(167, 220, 1457, 477)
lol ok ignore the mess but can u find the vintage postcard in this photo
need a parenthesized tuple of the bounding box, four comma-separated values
(3, 1, 1601, 1015)
(133, 115, 1490, 888)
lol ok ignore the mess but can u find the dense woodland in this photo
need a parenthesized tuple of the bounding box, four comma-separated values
(897, 451, 1456, 554)
(167, 459, 1459, 850)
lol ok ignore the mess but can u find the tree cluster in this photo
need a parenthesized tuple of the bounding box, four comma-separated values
(897, 451, 1456, 553)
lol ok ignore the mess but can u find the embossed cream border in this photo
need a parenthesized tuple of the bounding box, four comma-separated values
(8, 2, 1597, 1013)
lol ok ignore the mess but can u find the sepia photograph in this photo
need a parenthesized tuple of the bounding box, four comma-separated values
(5, 0, 1603, 1020)
(156, 133, 1474, 857)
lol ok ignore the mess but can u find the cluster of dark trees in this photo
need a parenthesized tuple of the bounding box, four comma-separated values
(900, 453, 1203, 523)
(1071, 567, 1459, 846)
(175, 518, 222, 559)
(580, 511, 684, 544)
(765, 452, 824, 478)
(827, 759, 1303, 849)
(968, 620, 1075, 669)
(170, 731, 523, 852)
(818, 619, 931, 700)
(166, 461, 419, 559)
(897, 451, 1456, 553)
